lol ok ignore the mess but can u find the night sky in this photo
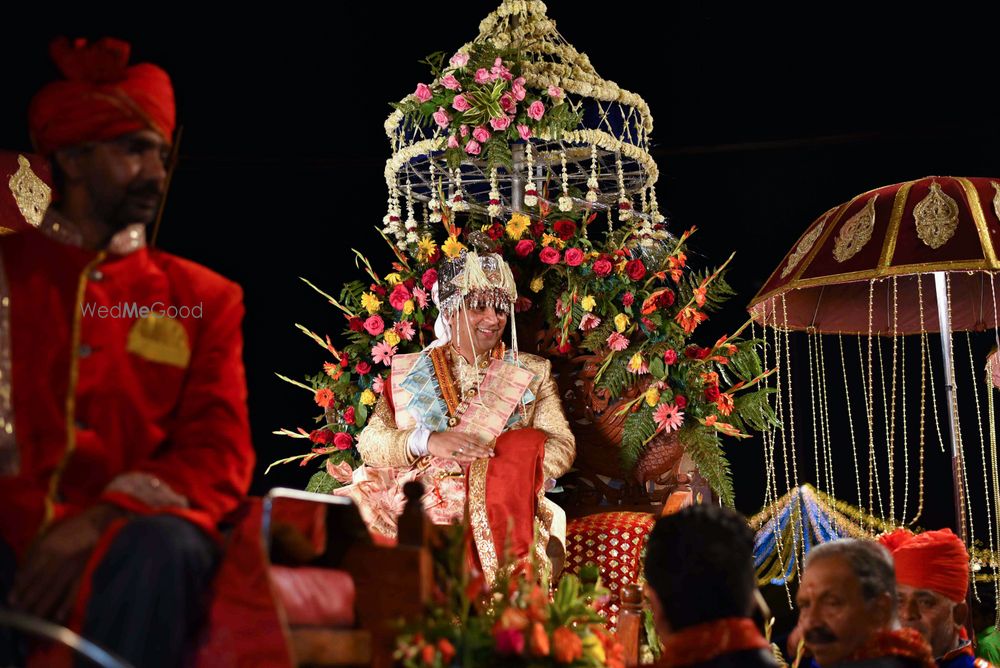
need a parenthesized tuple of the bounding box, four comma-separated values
(2, 5, 998, 537)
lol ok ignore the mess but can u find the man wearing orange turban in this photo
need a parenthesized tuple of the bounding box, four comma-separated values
(879, 529, 993, 668)
(0, 38, 260, 667)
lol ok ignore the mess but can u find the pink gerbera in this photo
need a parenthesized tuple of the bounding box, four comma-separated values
(653, 403, 685, 433)
(579, 313, 602, 332)
(372, 374, 385, 394)
(372, 341, 397, 366)
(394, 320, 416, 341)
(606, 332, 629, 352)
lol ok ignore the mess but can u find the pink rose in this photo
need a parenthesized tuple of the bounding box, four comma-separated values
(490, 115, 512, 131)
(564, 247, 584, 266)
(548, 85, 563, 99)
(363, 315, 385, 336)
(499, 92, 516, 114)
(460, 124, 470, 137)
(449, 52, 469, 68)
(539, 247, 561, 265)
(512, 77, 527, 101)
(592, 258, 613, 277)
(464, 139, 481, 155)
(447, 134, 460, 149)
(433, 107, 451, 128)
(490, 57, 512, 81)
(421, 268, 438, 292)
(663, 349, 678, 365)
(514, 239, 536, 257)
(413, 83, 432, 103)
(333, 432, 353, 451)
(452, 94, 471, 112)
(527, 100, 545, 121)
(389, 283, 412, 311)
(440, 74, 461, 90)
(474, 68, 491, 84)
(472, 126, 491, 142)
(516, 124, 532, 141)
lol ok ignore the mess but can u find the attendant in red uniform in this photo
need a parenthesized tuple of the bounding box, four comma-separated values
(879, 529, 994, 668)
(0, 38, 254, 667)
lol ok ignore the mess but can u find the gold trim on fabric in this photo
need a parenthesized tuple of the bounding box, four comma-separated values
(0, 252, 16, 475)
(913, 181, 959, 250)
(781, 211, 830, 279)
(958, 178, 1000, 268)
(126, 314, 191, 368)
(468, 457, 499, 587)
(878, 180, 916, 268)
(833, 195, 877, 263)
(992, 181, 1000, 224)
(8, 154, 51, 229)
(751, 261, 997, 310)
(44, 252, 107, 527)
(430, 346, 460, 415)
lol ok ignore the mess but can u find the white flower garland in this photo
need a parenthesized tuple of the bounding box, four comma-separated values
(524, 143, 538, 207)
(428, 160, 442, 223)
(616, 152, 632, 223)
(488, 168, 502, 218)
(558, 150, 572, 212)
(586, 143, 599, 203)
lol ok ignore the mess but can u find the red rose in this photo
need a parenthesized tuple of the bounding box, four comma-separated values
(515, 239, 536, 257)
(530, 220, 545, 238)
(487, 222, 504, 240)
(427, 247, 442, 264)
(641, 317, 655, 330)
(625, 259, 646, 281)
(674, 394, 688, 409)
(309, 429, 334, 445)
(421, 268, 438, 292)
(685, 345, 709, 359)
(348, 317, 364, 332)
(592, 258, 613, 277)
(663, 349, 678, 365)
(389, 283, 412, 311)
(622, 292, 634, 307)
(343, 406, 356, 425)
(403, 278, 415, 290)
(333, 432, 353, 450)
(370, 283, 386, 297)
(364, 315, 385, 336)
(553, 219, 577, 240)
(705, 385, 721, 401)
(354, 361, 371, 375)
(657, 289, 676, 308)
(340, 356, 350, 368)
(564, 247, 584, 266)
(539, 247, 561, 265)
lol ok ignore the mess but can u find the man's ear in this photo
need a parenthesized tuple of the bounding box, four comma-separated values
(52, 148, 85, 182)
(953, 601, 969, 628)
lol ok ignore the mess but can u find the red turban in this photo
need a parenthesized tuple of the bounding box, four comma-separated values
(28, 37, 175, 155)
(878, 528, 969, 603)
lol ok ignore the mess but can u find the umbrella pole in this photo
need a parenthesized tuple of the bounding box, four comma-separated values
(934, 271, 967, 542)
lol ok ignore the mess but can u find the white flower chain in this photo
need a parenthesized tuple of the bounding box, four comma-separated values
(488, 168, 502, 218)
(616, 152, 632, 223)
(524, 143, 538, 207)
(586, 143, 599, 203)
(558, 150, 572, 212)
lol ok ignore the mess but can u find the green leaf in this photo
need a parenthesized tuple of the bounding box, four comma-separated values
(649, 356, 666, 380)
(306, 469, 343, 494)
(620, 408, 657, 471)
(733, 387, 779, 432)
(678, 424, 735, 506)
(356, 402, 369, 425)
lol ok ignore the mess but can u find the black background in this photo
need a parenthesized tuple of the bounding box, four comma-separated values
(2, 5, 998, 538)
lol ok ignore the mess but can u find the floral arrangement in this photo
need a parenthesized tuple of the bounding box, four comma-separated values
(393, 526, 624, 668)
(271, 47, 776, 508)
(392, 43, 582, 172)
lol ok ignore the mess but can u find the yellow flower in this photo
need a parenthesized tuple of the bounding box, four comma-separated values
(628, 352, 645, 373)
(383, 330, 401, 346)
(645, 387, 660, 407)
(360, 389, 377, 406)
(541, 233, 565, 249)
(530, 276, 544, 293)
(615, 259, 627, 274)
(361, 292, 382, 314)
(416, 236, 437, 262)
(384, 273, 402, 286)
(614, 313, 630, 332)
(581, 295, 596, 312)
(442, 235, 465, 258)
(582, 634, 605, 664)
(402, 300, 415, 315)
(506, 213, 530, 240)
